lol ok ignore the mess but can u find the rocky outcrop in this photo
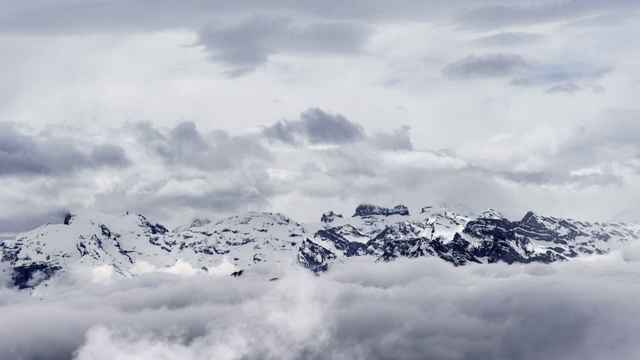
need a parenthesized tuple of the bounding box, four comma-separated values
(298, 239, 336, 273)
(353, 204, 409, 217)
(321, 211, 343, 223)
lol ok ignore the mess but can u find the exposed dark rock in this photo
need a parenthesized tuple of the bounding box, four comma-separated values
(63, 213, 74, 225)
(11, 263, 61, 289)
(297, 239, 337, 272)
(354, 204, 410, 217)
(137, 214, 169, 234)
(230, 270, 244, 277)
(314, 229, 369, 257)
(100, 224, 112, 238)
(321, 211, 344, 223)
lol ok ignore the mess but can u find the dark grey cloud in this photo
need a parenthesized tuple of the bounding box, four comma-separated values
(0, 122, 130, 177)
(443, 53, 613, 86)
(198, 17, 370, 77)
(370, 126, 413, 151)
(545, 82, 605, 94)
(133, 121, 270, 171)
(442, 54, 529, 78)
(263, 108, 366, 145)
(473, 32, 544, 47)
(4, 253, 640, 359)
(90, 144, 131, 166)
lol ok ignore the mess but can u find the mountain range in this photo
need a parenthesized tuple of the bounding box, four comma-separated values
(2, 204, 639, 290)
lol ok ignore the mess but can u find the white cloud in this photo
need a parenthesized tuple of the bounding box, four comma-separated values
(3, 245, 640, 359)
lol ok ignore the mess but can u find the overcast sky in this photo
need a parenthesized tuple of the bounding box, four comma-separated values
(1, 0, 640, 234)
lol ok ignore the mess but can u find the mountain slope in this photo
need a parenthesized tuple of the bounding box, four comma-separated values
(2, 204, 639, 289)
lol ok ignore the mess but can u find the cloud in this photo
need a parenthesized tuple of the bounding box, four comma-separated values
(0, 120, 276, 235)
(1, 107, 637, 237)
(0, 122, 130, 177)
(496, 169, 624, 187)
(442, 54, 529, 78)
(4, 246, 640, 359)
(3, 1, 639, 34)
(473, 32, 544, 47)
(264, 110, 412, 151)
(442, 53, 613, 86)
(545, 82, 605, 94)
(93, 171, 277, 219)
(0, 0, 638, 251)
(259, 107, 640, 220)
(0, 208, 68, 235)
(0, 0, 635, 80)
(263, 108, 366, 145)
(455, 1, 640, 29)
(510, 62, 613, 86)
(91, 144, 131, 166)
(454, 109, 640, 191)
(370, 126, 413, 151)
(560, 109, 640, 162)
(197, 17, 369, 76)
(133, 121, 270, 171)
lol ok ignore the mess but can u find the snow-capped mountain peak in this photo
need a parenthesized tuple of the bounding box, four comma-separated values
(3, 204, 640, 291)
(320, 211, 343, 223)
(479, 208, 506, 220)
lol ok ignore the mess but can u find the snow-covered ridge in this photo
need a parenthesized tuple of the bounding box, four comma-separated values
(2, 204, 639, 290)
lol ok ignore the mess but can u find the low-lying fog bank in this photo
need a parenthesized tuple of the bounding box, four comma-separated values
(3, 243, 640, 360)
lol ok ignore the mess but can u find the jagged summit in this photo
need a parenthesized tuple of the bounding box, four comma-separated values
(353, 204, 410, 217)
(521, 210, 538, 222)
(61, 211, 167, 233)
(479, 208, 506, 220)
(2, 205, 640, 291)
(321, 211, 343, 223)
